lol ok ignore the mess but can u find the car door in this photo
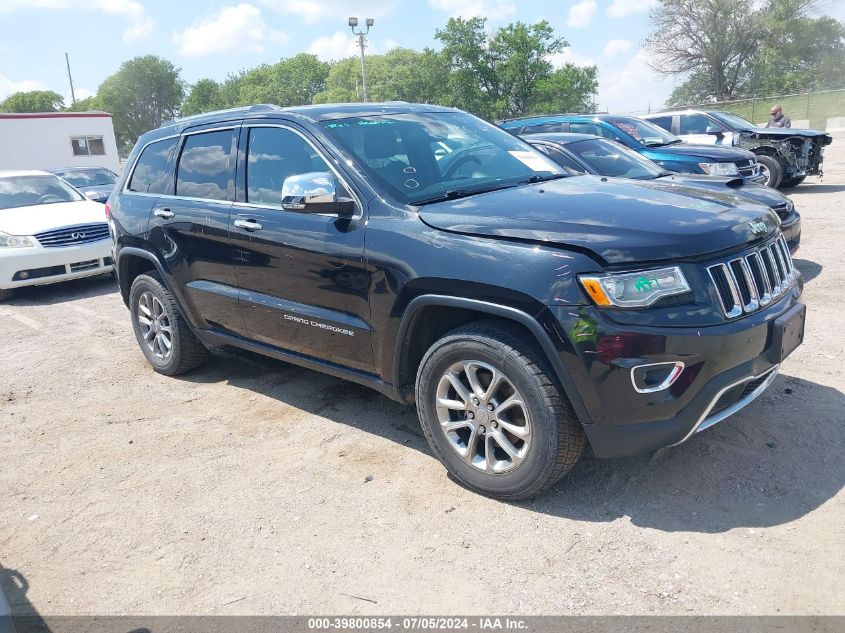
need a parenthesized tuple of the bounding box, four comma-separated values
(146, 124, 248, 336)
(230, 122, 373, 372)
(677, 113, 727, 146)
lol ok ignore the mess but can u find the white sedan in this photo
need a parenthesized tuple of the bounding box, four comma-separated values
(0, 170, 114, 301)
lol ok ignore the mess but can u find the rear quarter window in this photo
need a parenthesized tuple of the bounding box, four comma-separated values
(128, 137, 178, 194)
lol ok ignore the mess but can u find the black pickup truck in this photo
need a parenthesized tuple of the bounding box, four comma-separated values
(108, 103, 805, 499)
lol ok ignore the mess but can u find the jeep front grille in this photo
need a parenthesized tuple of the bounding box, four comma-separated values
(707, 235, 796, 318)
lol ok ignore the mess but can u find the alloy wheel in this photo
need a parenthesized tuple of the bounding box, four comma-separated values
(137, 291, 173, 360)
(435, 360, 531, 473)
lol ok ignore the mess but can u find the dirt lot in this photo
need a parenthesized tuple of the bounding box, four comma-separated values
(1, 140, 843, 617)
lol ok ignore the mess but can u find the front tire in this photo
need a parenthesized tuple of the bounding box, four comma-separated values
(415, 321, 585, 500)
(0, 288, 12, 302)
(129, 273, 208, 375)
(757, 155, 783, 188)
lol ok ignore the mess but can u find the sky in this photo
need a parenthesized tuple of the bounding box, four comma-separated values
(0, 0, 840, 114)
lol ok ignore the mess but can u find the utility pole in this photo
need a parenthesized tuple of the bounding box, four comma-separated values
(65, 52, 76, 105)
(348, 17, 374, 102)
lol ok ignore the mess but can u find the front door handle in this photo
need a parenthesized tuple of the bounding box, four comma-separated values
(233, 218, 263, 232)
(153, 207, 174, 219)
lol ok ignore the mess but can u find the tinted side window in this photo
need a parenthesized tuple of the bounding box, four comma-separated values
(246, 127, 338, 207)
(128, 137, 178, 194)
(176, 130, 235, 201)
(679, 114, 711, 134)
(535, 145, 586, 174)
(569, 122, 624, 142)
(648, 116, 673, 132)
(523, 122, 563, 134)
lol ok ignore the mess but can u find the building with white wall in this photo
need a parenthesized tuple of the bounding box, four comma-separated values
(0, 111, 121, 173)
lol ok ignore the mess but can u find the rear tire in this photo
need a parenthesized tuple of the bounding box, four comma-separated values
(415, 321, 585, 500)
(780, 175, 806, 188)
(757, 155, 783, 188)
(129, 273, 208, 375)
(0, 288, 12, 302)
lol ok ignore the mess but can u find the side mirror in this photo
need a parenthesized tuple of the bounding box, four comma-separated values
(705, 125, 724, 135)
(281, 172, 354, 217)
(84, 191, 101, 201)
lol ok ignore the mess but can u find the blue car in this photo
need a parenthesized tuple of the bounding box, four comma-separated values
(498, 114, 766, 184)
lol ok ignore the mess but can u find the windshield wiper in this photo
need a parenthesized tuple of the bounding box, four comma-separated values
(523, 173, 567, 184)
(414, 181, 526, 206)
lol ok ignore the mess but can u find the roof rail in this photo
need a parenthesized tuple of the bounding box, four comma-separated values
(160, 103, 284, 128)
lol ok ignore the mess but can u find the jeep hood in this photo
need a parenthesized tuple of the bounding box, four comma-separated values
(417, 176, 781, 265)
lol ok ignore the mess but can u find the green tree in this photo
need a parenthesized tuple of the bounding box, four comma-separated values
(96, 55, 184, 151)
(65, 95, 100, 112)
(182, 78, 224, 116)
(0, 90, 64, 112)
(238, 53, 330, 106)
(435, 17, 595, 119)
(646, 0, 762, 101)
(744, 2, 845, 95)
(652, 0, 845, 105)
(532, 65, 598, 114)
(312, 48, 450, 105)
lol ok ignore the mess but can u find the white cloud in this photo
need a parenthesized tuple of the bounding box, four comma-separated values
(382, 38, 400, 52)
(428, 0, 516, 20)
(308, 31, 377, 61)
(602, 38, 634, 59)
(566, 0, 596, 28)
(260, 0, 397, 24)
(172, 4, 287, 58)
(596, 47, 676, 113)
(0, 0, 154, 42)
(66, 87, 94, 105)
(0, 74, 48, 100)
(607, 0, 656, 19)
(548, 48, 596, 69)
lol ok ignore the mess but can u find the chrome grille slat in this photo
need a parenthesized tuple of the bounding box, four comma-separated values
(34, 223, 110, 248)
(745, 252, 772, 306)
(707, 235, 796, 319)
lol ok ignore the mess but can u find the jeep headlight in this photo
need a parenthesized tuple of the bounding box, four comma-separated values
(698, 162, 739, 176)
(0, 232, 36, 248)
(579, 266, 691, 308)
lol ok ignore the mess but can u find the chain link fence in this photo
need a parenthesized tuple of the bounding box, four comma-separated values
(632, 88, 845, 130)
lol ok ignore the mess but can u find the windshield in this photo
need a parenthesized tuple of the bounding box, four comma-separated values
(606, 117, 680, 147)
(0, 175, 84, 210)
(710, 111, 758, 130)
(320, 111, 563, 205)
(53, 168, 117, 188)
(566, 138, 667, 179)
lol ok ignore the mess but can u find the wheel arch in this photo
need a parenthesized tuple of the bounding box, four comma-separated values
(391, 295, 592, 426)
(116, 247, 199, 328)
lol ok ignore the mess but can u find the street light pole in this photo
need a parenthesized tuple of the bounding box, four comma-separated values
(348, 17, 374, 102)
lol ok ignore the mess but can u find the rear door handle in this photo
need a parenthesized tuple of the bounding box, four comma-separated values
(233, 218, 263, 232)
(153, 207, 174, 219)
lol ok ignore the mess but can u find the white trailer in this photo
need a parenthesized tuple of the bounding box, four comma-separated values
(0, 111, 121, 173)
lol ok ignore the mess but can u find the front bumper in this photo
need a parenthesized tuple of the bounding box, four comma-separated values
(548, 286, 804, 458)
(0, 239, 113, 290)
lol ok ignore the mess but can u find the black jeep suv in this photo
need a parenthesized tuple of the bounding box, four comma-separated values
(109, 103, 805, 500)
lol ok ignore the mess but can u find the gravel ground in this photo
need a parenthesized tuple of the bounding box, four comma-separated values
(1, 138, 843, 617)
